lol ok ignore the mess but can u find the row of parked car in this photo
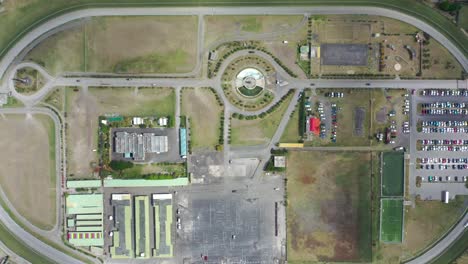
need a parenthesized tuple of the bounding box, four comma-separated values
(330, 103, 338, 143)
(325, 92, 344, 98)
(421, 102, 466, 108)
(420, 145, 468, 152)
(419, 164, 467, 170)
(402, 121, 409, 134)
(421, 108, 468, 115)
(419, 157, 468, 164)
(420, 139, 468, 145)
(317, 103, 327, 139)
(420, 120, 468, 133)
(421, 120, 468, 127)
(426, 176, 467, 182)
(421, 89, 468, 97)
(421, 127, 468, 133)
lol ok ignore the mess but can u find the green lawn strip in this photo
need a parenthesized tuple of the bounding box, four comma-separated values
(429, 229, 468, 264)
(238, 86, 263, 97)
(0, 221, 54, 264)
(371, 152, 382, 261)
(116, 163, 187, 179)
(0, 1, 466, 67)
(380, 198, 403, 243)
(382, 152, 404, 197)
(3, 97, 24, 108)
(280, 102, 301, 143)
(458, 5, 468, 30)
(37, 114, 57, 187)
(357, 152, 373, 261)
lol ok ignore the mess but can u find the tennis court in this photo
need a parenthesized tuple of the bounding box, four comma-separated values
(382, 152, 404, 196)
(380, 198, 403, 243)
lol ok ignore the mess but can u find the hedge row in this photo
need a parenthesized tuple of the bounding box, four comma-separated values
(231, 89, 294, 120)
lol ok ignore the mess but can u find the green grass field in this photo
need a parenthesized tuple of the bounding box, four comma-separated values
(231, 92, 293, 146)
(280, 102, 301, 143)
(380, 198, 403, 243)
(459, 5, 468, 31)
(382, 152, 404, 197)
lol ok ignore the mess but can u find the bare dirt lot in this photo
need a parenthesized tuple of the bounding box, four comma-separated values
(65, 87, 175, 178)
(181, 88, 223, 151)
(0, 114, 56, 230)
(287, 151, 372, 263)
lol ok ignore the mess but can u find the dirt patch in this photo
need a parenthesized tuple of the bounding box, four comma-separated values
(354, 107, 366, 137)
(300, 175, 316, 185)
(286, 151, 371, 262)
(376, 107, 387, 123)
(0, 114, 56, 230)
(66, 88, 99, 178)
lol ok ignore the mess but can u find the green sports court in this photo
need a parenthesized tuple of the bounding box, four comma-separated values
(380, 198, 404, 243)
(382, 152, 404, 197)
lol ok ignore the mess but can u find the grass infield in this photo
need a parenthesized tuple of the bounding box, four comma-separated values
(382, 152, 404, 197)
(380, 198, 404, 243)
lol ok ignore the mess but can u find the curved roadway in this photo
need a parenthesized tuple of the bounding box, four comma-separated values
(0, 6, 466, 264)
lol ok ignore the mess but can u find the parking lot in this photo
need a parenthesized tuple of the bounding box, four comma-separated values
(102, 175, 285, 263)
(409, 89, 468, 200)
(175, 177, 284, 264)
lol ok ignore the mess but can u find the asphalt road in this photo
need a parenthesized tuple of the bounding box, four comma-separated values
(0, 6, 466, 264)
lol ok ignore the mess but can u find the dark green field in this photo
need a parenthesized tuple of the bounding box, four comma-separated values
(0, 221, 53, 264)
(380, 198, 403, 243)
(382, 152, 404, 197)
(459, 5, 468, 31)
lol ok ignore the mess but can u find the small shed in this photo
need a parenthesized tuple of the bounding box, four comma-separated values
(274, 156, 286, 168)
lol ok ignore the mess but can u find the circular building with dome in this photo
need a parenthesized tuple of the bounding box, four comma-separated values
(235, 68, 265, 97)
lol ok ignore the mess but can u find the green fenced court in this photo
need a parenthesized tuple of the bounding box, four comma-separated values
(380, 198, 404, 243)
(382, 152, 404, 197)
